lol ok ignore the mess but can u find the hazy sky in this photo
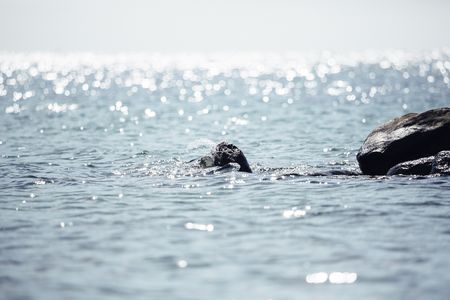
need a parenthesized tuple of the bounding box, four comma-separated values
(1, 0, 450, 53)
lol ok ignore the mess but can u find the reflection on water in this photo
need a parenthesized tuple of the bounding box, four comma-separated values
(306, 272, 357, 284)
(185, 222, 214, 232)
(1, 50, 450, 300)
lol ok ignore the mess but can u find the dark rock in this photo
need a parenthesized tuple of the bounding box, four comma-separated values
(431, 151, 450, 175)
(386, 156, 434, 175)
(212, 142, 252, 173)
(357, 107, 450, 175)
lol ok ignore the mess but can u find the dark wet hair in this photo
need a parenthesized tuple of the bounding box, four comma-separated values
(212, 142, 252, 173)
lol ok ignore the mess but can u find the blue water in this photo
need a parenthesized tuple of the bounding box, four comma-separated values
(1, 51, 450, 300)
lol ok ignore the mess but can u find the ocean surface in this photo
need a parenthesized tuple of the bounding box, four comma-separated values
(1, 50, 450, 300)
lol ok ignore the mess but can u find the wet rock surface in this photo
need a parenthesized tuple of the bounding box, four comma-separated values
(431, 151, 450, 175)
(386, 156, 434, 176)
(357, 107, 450, 175)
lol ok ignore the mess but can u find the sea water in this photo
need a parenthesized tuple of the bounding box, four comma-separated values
(1, 51, 450, 300)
